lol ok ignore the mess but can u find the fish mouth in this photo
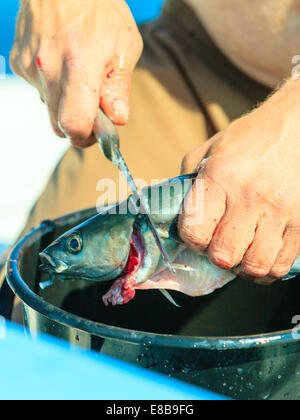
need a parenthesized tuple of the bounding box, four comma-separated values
(39, 251, 69, 274)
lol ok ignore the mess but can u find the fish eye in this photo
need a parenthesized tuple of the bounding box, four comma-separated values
(67, 234, 82, 254)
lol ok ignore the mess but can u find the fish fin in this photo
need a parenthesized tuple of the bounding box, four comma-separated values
(172, 263, 202, 272)
(159, 289, 181, 308)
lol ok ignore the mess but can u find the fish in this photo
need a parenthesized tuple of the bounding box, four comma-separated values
(39, 174, 300, 306)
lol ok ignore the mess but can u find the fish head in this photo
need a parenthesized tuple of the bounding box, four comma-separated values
(39, 210, 136, 282)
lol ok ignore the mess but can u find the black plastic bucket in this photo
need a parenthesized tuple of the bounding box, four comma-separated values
(5, 208, 300, 400)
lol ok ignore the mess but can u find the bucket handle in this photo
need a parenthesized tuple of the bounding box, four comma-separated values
(0, 262, 15, 320)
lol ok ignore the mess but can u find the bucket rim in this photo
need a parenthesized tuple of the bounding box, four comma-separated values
(6, 209, 300, 351)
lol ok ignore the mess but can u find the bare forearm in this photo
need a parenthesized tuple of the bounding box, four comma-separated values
(185, 0, 300, 87)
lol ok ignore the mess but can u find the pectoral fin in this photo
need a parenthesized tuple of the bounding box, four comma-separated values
(159, 289, 181, 308)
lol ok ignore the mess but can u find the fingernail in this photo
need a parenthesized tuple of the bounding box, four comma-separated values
(54, 128, 67, 139)
(212, 256, 233, 270)
(57, 121, 69, 139)
(112, 99, 129, 121)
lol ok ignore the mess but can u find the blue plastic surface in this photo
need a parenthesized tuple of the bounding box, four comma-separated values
(1, 1, 165, 75)
(0, 322, 224, 400)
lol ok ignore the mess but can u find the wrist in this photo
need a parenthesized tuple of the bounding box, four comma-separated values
(266, 78, 300, 110)
(255, 79, 300, 132)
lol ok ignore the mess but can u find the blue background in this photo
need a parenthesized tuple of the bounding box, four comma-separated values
(0, 1, 165, 75)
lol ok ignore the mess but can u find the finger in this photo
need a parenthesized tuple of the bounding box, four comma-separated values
(269, 226, 300, 279)
(9, 47, 24, 79)
(10, 46, 39, 87)
(36, 64, 66, 138)
(242, 215, 287, 278)
(207, 205, 258, 270)
(178, 171, 227, 252)
(100, 35, 143, 125)
(234, 265, 276, 285)
(180, 139, 215, 175)
(34, 48, 66, 138)
(58, 55, 104, 148)
(42, 80, 66, 138)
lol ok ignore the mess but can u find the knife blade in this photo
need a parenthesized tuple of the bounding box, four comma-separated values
(94, 109, 176, 275)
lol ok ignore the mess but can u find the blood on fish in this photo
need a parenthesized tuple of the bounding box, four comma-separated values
(102, 228, 143, 306)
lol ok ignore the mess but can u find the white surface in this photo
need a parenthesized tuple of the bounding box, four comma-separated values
(0, 76, 68, 244)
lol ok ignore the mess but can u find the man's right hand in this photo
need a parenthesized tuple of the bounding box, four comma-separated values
(10, 0, 143, 147)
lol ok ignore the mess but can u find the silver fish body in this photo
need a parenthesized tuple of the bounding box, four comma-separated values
(39, 174, 300, 305)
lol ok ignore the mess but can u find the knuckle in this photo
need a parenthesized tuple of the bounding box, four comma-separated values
(243, 184, 288, 215)
(269, 190, 290, 210)
(59, 116, 92, 139)
(243, 184, 264, 203)
(269, 264, 291, 279)
(181, 151, 198, 173)
(242, 259, 270, 278)
(209, 250, 235, 270)
(20, 51, 33, 73)
(63, 46, 84, 71)
(205, 158, 234, 181)
(63, 52, 81, 69)
(9, 49, 22, 76)
(181, 154, 191, 171)
(179, 223, 210, 249)
(106, 72, 131, 95)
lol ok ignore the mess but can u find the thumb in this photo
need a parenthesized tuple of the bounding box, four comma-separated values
(180, 139, 215, 175)
(100, 68, 131, 125)
(100, 35, 142, 125)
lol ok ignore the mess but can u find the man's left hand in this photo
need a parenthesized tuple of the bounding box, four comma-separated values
(179, 80, 300, 284)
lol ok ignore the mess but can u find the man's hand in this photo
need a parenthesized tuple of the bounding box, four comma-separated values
(10, 0, 143, 147)
(179, 79, 300, 284)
